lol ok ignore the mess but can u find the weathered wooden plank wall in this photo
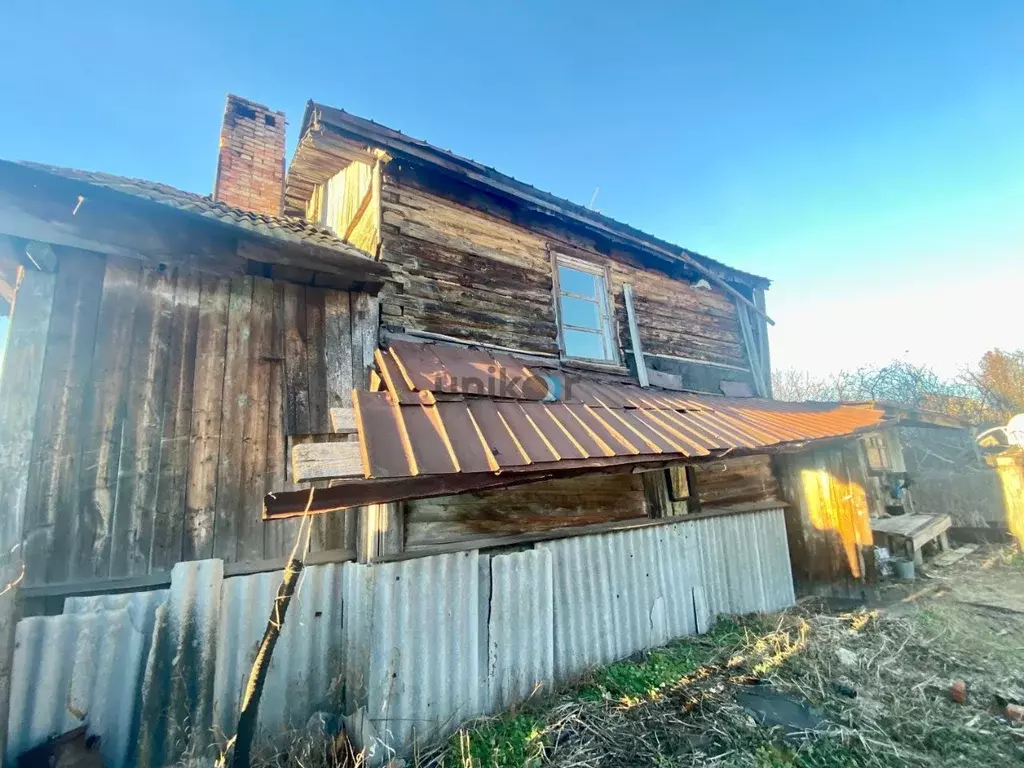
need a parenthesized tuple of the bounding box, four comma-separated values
(18, 248, 371, 587)
(773, 443, 875, 590)
(0, 266, 56, 757)
(378, 179, 750, 377)
(691, 455, 778, 509)
(404, 473, 646, 552)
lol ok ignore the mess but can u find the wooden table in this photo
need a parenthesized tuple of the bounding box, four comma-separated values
(871, 514, 952, 566)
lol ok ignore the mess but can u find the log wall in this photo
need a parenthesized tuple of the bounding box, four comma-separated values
(17, 247, 373, 587)
(404, 473, 647, 552)
(378, 177, 752, 378)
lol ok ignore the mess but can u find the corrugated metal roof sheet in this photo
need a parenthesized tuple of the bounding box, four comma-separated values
(350, 342, 887, 482)
(689, 508, 796, 619)
(135, 559, 223, 768)
(360, 551, 486, 750)
(8, 507, 796, 763)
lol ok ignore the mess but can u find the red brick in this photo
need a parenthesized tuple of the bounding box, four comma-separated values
(213, 94, 286, 216)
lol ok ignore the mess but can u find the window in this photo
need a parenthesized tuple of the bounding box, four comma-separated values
(553, 255, 617, 362)
(863, 434, 891, 472)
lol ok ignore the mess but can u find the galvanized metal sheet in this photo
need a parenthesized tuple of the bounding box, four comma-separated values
(64, 588, 169, 637)
(488, 549, 554, 711)
(361, 551, 485, 751)
(135, 559, 223, 768)
(7, 607, 149, 768)
(690, 508, 795, 619)
(539, 523, 701, 679)
(212, 562, 346, 736)
(7, 508, 797, 765)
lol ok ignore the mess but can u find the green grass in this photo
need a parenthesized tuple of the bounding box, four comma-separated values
(580, 616, 748, 701)
(445, 617, 752, 767)
(446, 714, 544, 768)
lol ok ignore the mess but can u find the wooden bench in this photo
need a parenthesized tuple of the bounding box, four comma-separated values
(871, 513, 952, 566)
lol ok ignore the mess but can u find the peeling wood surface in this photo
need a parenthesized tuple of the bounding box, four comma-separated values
(0, 262, 55, 768)
(404, 473, 646, 550)
(16, 248, 369, 585)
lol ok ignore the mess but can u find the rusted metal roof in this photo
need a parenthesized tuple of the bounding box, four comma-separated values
(353, 341, 886, 480)
(265, 342, 888, 518)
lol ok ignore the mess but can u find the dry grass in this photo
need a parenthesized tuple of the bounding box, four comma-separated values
(198, 545, 1024, 768)
(424, 544, 1024, 767)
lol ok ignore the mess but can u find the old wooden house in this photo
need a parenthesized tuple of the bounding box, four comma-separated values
(0, 94, 927, 762)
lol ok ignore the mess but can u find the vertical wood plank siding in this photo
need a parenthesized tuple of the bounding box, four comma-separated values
(19, 249, 368, 586)
(377, 181, 749, 371)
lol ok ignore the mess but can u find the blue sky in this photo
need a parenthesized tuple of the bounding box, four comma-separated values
(2, 1, 1022, 377)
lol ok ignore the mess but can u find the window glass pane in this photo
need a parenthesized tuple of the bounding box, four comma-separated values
(558, 265, 598, 298)
(559, 295, 601, 330)
(563, 328, 609, 360)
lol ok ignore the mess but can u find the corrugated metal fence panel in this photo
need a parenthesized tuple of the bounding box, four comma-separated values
(539, 523, 701, 680)
(6, 607, 149, 768)
(135, 559, 224, 768)
(212, 563, 347, 737)
(756, 507, 798, 611)
(488, 549, 554, 711)
(690, 508, 795, 619)
(64, 588, 169, 637)
(7, 508, 797, 765)
(341, 562, 373, 713)
(363, 551, 485, 751)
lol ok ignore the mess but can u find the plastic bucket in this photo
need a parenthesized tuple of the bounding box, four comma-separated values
(892, 557, 916, 580)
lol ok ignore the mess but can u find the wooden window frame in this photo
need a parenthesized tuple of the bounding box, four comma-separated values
(862, 434, 891, 473)
(550, 251, 620, 364)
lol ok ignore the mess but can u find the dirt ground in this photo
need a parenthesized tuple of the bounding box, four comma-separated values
(431, 543, 1024, 768)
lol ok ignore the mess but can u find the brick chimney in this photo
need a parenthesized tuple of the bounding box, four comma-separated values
(213, 94, 286, 217)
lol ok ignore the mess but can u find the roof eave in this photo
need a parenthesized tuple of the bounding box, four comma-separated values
(306, 101, 771, 291)
(1, 161, 391, 291)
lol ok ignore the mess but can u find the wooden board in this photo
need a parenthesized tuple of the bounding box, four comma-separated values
(691, 455, 778, 509)
(0, 267, 56, 552)
(871, 514, 952, 542)
(151, 269, 200, 570)
(183, 275, 231, 561)
(236, 277, 275, 562)
(774, 442, 874, 587)
(23, 248, 105, 584)
(263, 281, 299, 558)
(15, 251, 365, 584)
(405, 472, 646, 550)
(107, 267, 176, 577)
(212, 276, 254, 561)
(72, 257, 143, 579)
